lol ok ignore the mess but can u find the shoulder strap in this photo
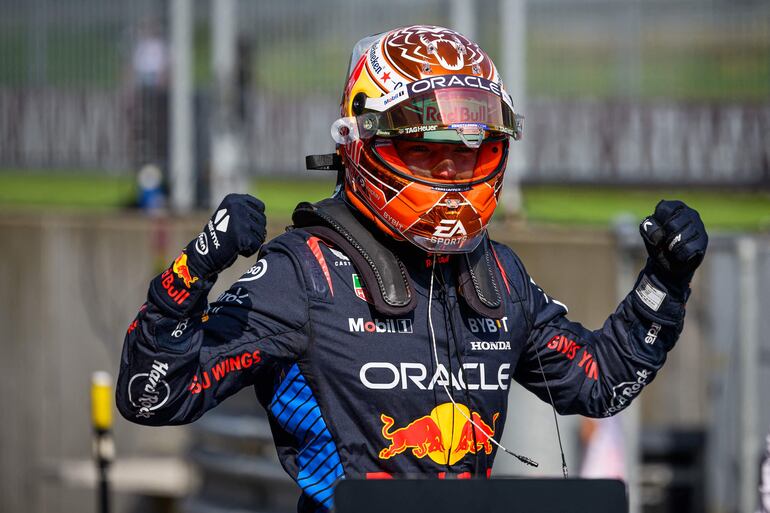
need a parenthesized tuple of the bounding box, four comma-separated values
(455, 238, 506, 318)
(292, 198, 417, 316)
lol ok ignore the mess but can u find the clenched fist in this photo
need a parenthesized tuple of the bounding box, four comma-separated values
(185, 194, 267, 278)
(640, 200, 708, 284)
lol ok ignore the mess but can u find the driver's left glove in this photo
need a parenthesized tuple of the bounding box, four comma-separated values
(639, 199, 708, 294)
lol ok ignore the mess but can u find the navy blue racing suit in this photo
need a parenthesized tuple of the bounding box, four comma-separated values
(117, 224, 688, 512)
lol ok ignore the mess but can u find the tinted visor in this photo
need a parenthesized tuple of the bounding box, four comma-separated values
(379, 88, 519, 141)
(331, 86, 523, 146)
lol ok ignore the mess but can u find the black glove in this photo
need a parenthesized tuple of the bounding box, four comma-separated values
(639, 200, 708, 285)
(185, 193, 267, 278)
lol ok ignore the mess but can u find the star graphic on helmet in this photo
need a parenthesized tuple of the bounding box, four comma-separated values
(381, 72, 391, 82)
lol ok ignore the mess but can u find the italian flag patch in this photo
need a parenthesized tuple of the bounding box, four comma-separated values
(352, 274, 367, 301)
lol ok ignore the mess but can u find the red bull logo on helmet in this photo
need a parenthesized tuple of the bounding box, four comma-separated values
(378, 403, 499, 465)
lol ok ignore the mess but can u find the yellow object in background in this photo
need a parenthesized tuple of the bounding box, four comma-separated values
(91, 371, 113, 431)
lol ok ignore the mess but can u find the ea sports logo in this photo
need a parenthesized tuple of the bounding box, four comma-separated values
(432, 219, 467, 238)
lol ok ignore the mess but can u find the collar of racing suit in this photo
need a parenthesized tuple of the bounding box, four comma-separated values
(291, 197, 505, 318)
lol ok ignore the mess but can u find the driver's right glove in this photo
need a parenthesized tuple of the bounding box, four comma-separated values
(149, 194, 267, 317)
(183, 194, 267, 279)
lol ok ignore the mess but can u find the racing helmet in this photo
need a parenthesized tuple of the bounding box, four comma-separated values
(333, 25, 523, 253)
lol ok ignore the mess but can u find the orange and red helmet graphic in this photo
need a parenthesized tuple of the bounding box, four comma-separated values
(335, 25, 523, 253)
(379, 403, 499, 465)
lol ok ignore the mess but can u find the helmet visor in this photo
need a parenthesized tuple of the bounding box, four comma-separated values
(378, 87, 519, 141)
(332, 84, 523, 146)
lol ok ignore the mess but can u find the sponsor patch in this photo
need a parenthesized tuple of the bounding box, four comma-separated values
(360, 362, 510, 391)
(645, 323, 662, 345)
(329, 247, 352, 267)
(213, 208, 230, 232)
(635, 275, 666, 311)
(378, 403, 499, 465)
(469, 341, 511, 351)
(603, 369, 651, 416)
(206, 209, 228, 251)
(433, 219, 467, 238)
(172, 252, 198, 288)
(546, 334, 599, 381)
(160, 269, 191, 305)
(467, 316, 509, 334)
(209, 287, 249, 314)
(358, 362, 511, 390)
(238, 259, 268, 282)
(155, 317, 196, 351)
(349, 317, 412, 333)
(366, 89, 408, 112)
(195, 232, 209, 255)
(407, 74, 504, 99)
(188, 350, 262, 395)
(128, 360, 170, 419)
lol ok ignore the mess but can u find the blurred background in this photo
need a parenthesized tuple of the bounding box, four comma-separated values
(0, 0, 769, 512)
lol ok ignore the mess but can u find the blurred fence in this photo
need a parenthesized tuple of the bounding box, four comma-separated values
(0, 0, 768, 183)
(705, 236, 770, 513)
(2, 90, 769, 185)
(526, 100, 770, 186)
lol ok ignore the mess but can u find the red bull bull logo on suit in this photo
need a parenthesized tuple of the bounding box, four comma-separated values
(378, 403, 499, 465)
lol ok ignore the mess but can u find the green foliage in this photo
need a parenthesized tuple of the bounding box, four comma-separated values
(522, 185, 770, 231)
(0, 172, 135, 209)
(0, 29, 26, 85)
(3, 22, 765, 99)
(250, 178, 336, 217)
(46, 27, 123, 87)
(1, 172, 769, 232)
(527, 30, 770, 99)
(253, 38, 349, 94)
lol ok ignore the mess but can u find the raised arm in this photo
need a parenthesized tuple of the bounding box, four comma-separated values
(116, 194, 310, 425)
(509, 200, 708, 417)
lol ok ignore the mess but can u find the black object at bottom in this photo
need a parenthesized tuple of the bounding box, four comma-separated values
(334, 478, 627, 513)
(97, 463, 110, 513)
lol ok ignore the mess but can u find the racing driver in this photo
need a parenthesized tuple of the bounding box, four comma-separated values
(117, 25, 708, 512)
